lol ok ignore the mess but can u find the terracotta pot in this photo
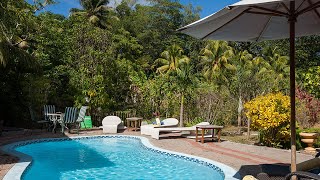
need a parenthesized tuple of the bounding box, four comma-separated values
(299, 132, 318, 153)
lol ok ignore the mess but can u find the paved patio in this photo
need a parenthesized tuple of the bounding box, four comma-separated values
(0, 129, 314, 179)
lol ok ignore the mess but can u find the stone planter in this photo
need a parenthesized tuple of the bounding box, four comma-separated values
(299, 132, 318, 153)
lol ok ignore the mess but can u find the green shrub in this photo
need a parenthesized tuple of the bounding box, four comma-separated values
(185, 117, 205, 127)
(245, 93, 291, 148)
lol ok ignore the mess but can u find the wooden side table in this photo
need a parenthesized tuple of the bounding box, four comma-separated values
(126, 117, 143, 131)
(195, 125, 223, 143)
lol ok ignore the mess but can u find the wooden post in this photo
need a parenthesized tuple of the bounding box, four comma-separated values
(289, 0, 297, 174)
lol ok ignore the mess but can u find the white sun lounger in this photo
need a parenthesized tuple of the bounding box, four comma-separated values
(150, 122, 211, 139)
(141, 118, 178, 136)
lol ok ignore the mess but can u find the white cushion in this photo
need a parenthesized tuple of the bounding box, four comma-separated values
(161, 118, 179, 126)
(102, 116, 121, 126)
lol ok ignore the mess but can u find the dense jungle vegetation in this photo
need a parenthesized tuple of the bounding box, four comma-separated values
(1, 0, 320, 145)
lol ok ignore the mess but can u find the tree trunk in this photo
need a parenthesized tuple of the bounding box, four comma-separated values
(180, 93, 184, 127)
(247, 118, 250, 140)
(237, 95, 243, 127)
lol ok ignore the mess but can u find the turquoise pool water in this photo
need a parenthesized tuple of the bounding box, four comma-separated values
(16, 137, 224, 180)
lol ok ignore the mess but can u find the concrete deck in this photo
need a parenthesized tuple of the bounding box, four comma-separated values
(0, 129, 314, 179)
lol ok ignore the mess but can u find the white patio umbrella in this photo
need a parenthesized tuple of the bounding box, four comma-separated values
(178, 0, 320, 172)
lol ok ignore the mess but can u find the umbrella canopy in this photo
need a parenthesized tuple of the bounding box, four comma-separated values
(178, 0, 320, 173)
(179, 0, 320, 41)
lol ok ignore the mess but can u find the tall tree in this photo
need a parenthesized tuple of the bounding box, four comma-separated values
(70, 0, 117, 29)
(175, 64, 198, 127)
(230, 50, 254, 127)
(154, 44, 190, 74)
(262, 47, 290, 91)
(199, 40, 235, 84)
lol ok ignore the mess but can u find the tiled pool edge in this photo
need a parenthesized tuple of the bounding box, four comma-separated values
(1, 141, 32, 180)
(138, 136, 240, 180)
(1, 135, 240, 180)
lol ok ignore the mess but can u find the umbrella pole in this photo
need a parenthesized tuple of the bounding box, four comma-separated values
(289, 0, 297, 173)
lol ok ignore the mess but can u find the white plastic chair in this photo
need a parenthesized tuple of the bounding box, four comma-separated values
(102, 116, 121, 133)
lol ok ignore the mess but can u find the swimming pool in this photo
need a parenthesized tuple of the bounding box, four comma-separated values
(2, 136, 239, 180)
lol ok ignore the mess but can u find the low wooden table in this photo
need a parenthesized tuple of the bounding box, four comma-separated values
(126, 117, 143, 131)
(195, 125, 223, 143)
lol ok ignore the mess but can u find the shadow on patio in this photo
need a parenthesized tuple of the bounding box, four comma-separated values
(237, 163, 291, 179)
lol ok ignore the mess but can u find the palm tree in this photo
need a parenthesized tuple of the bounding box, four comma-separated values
(175, 64, 198, 127)
(154, 44, 193, 126)
(198, 40, 235, 83)
(70, 0, 117, 28)
(154, 44, 190, 74)
(263, 47, 290, 90)
(231, 50, 254, 127)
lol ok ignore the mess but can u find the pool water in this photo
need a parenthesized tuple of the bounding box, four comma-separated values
(16, 137, 224, 180)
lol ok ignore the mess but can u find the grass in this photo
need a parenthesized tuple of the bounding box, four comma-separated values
(221, 126, 259, 145)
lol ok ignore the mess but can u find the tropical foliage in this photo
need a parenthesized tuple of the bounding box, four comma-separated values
(199, 40, 234, 83)
(244, 93, 291, 148)
(1, 0, 320, 149)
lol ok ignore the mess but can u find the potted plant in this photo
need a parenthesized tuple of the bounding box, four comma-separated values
(296, 87, 320, 153)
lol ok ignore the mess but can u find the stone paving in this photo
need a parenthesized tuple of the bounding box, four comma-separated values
(0, 129, 314, 179)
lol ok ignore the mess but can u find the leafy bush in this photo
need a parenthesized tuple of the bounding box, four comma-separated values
(296, 86, 320, 128)
(185, 117, 205, 127)
(299, 66, 320, 98)
(244, 93, 291, 148)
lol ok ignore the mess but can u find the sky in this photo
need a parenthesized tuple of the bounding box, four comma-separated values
(28, 0, 240, 18)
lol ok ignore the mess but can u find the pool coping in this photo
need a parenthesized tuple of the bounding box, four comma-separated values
(1, 135, 240, 180)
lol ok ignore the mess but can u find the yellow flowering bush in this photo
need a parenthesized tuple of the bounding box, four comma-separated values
(244, 93, 291, 148)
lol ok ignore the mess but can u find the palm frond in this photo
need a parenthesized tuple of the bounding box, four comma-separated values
(160, 50, 170, 60)
(179, 56, 190, 64)
(156, 65, 169, 74)
(225, 64, 236, 71)
(154, 58, 169, 66)
(200, 48, 214, 58)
